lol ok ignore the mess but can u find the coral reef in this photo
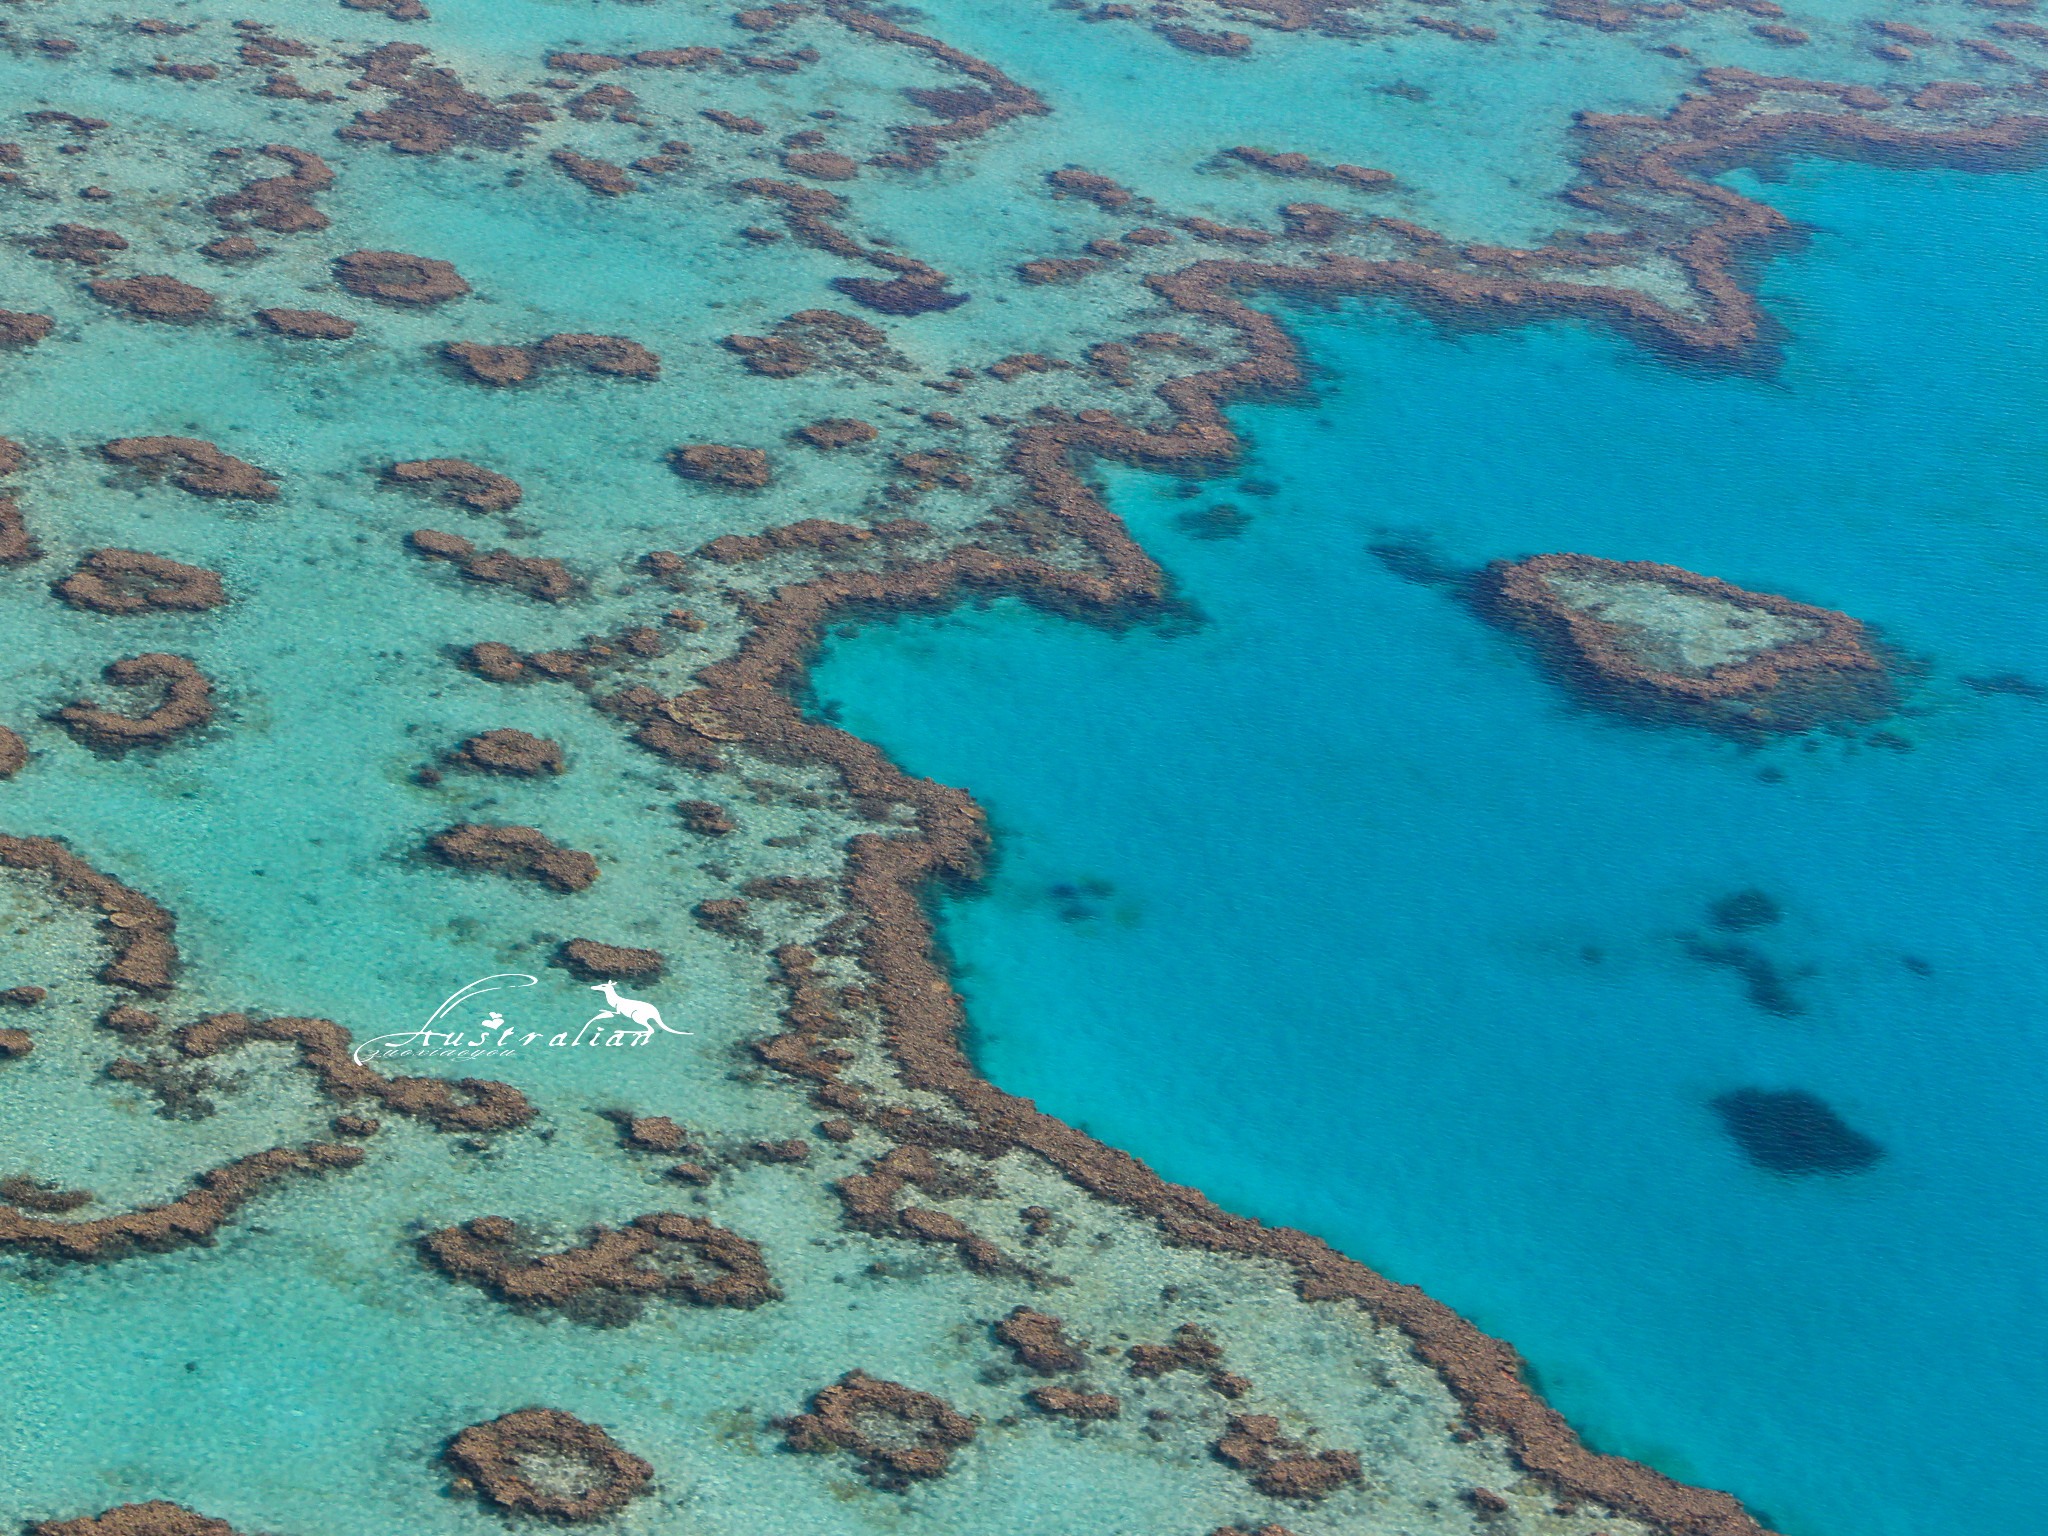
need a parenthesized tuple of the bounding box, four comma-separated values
(86, 276, 215, 321)
(55, 653, 214, 753)
(428, 823, 599, 891)
(388, 459, 522, 512)
(55, 550, 227, 614)
(995, 1306, 1088, 1372)
(0, 310, 55, 346)
(445, 1408, 653, 1522)
(31, 1503, 257, 1536)
(101, 438, 278, 499)
(449, 728, 563, 776)
(780, 1371, 978, 1489)
(421, 1212, 779, 1311)
(1213, 1414, 1363, 1499)
(333, 249, 470, 304)
(557, 938, 664, 979)
(207, 144, 332, 233)
(670, 444, 771, 488)
(256, 308, 355, 339)
(407, 529, 575, 602)
(1029, 1386, 1121, 1418)
(0, 835, 178, 991)
(0, 729, 24, 777)
(1483, 553, 1889, 729)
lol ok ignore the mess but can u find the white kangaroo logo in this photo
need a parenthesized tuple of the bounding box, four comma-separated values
(589, 980, 692, 1036)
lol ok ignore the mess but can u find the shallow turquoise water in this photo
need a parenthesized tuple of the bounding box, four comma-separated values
(811, 159, 2048, 1536)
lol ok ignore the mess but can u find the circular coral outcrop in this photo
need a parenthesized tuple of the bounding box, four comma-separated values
(780, 1371, 977, 1489)
(55, 550, 227, 613)
(445, 1408, 653, 1521)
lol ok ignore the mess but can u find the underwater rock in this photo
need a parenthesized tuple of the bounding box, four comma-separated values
(1712, 1088, 1884, 1174)
(0, 1176, 89, 1212)
(450, 728, 564, 775)
(445, 1408, 653, 1522)
(670, 443, 771, 488)
(557, 938, 664, 979)
(340, 44, 553, 155)
(334, 249, 469, 304)
(199, 235, 263, 263)
(1046, 166, 1135, 208)
(388, 459, 522, 512)
(0, 1029, 30, 1057)
(0, 438, 23, 475)
(100, 437, 278, 499)
(422, 1212, 778, 1311)
(256, 308, 355, 339)
(428, 823, 598, 891)
(86, 275, 216, 321)
(0, 728, 25, 777)
(1482, 553, 1888, 731)
(55, 550, 227, 613)
(55, 653, 214, 753)
(780, 1371, 977, 1488)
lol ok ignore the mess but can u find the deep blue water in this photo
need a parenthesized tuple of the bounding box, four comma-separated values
(811, 160, 2048, 1536)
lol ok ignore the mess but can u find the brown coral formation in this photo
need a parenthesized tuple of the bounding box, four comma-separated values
(177, 1011, 533, 1131)
(678, 800, 735, 836)
(1225, 146, 1395, 188)
(1484, 553, 1889, 729)
(1214, 1414, 1363, 1499)
(670, 443, 771, 488)
(334, 249, 470, 304)
(0, 729, 25, 778)
(340, 43, 554, 155)
(797, 417, 879, 449)
(0, 1143, 363, 1260)
(407, 529, 575, 602)
(450, 728, 564, 775)
(557, 938, 664, 979)
(55, 550, 227, 614)
(421, 1212, 779, 1310)
(86, 275, 216, 321)
(30, 1505, 256, 1536)
(101, 438, 277, 500)
(995, 1305, 1087, 1372)
(552, 149, 637, 195)
(26, 223, 128, 265)
(428, 823, 598, 891)
(207, 145, 333, 233)
(0, 835, 178, 992)
(55, 653, 214, 753)
(445, 1409, 653, 1522)
(0, 311, 54, 347)
(388, 459, 522, 512)
(256, 308, 355, 340)
(442, 335, 659, 385)
(1030, 1386, 1121, 1418)
(780, 1371, 977, 1488)
(0, 496, 41, 566)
